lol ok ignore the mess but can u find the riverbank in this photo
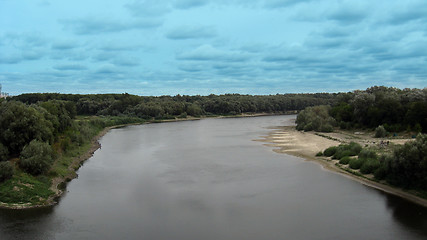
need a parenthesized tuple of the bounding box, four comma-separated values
(259, 126, 427, 208)
(1, 113, 287, 209)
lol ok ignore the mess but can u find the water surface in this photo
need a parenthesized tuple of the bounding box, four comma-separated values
(1, 115, 426, 240)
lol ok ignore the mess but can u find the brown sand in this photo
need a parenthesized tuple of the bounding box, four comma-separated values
(258, 126, 427, 208)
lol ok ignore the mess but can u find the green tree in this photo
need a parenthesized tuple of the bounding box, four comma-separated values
(19, 140, 54, 175)
(296, 105, 336, 132)
(39, 100, 73, 133)
(384, 134, 427, 190)
(0, 101, 54, 154)
(0, 143, 8, 161)
(375, 125, 387, 138)
(0, 161, 14, 182)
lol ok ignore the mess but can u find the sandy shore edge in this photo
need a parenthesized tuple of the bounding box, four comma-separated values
(258, 126, 427, 208)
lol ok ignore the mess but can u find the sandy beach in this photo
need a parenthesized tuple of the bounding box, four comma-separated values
(259, 126, 427, 208)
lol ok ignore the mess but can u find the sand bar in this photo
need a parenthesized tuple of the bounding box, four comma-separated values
(258, 126, 427, 208)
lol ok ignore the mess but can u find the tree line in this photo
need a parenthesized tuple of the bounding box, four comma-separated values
(11, 92, 338, 117)
(297, 86, 427, 133)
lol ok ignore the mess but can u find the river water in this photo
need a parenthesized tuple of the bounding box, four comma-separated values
(1, 115, 427, 240)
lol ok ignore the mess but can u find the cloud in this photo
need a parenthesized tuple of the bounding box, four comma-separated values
(95, 64, 123, 74)
(22, 51, 43, 61)
(111, 57, 140, 67)
(51, 40, 79, 50)
(166, 26, 217, 40)
(173, 0, 209, 9)
(1, 32, 47, 48)
(0, 55, 22, 64)
(53, 64, 88, 71)
(98, 43, 143, 52)
(0, 52, 43, 64)
(264, 0, 314, 8)
(125, 0, 171, 17)
(92, 52, 115, 62)
(327, 7, 368, 24)
(60, 17, 162, 35)
(386, 2, 427, 25)
(178, 63, 207, 72)
(177, 45, 250, 62)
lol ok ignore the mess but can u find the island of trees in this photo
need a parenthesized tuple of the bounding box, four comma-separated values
(0, 86, 426, 207)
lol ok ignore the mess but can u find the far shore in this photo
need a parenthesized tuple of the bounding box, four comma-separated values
(258, 125, 427, 208)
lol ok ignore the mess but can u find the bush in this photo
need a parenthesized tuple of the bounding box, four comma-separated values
(333, 150, 353, 160)
(358, 148, 378, 160)
(349, 158, 366, 170)
(348, 142, 362, 155)
(374, 165, 387, 180)
(331, 142, 362, 159)
(375, 125, 387, 138)
(315, 151, 323, 157)
(0, 143, 9, 161)
(339, 156, 351, 165)
(323, 146, 338, 157)
(19, 140, 54, 175)
(360, 158, 380, 174)
(320, 124, 334, 133)
(0, 161, 14, 182)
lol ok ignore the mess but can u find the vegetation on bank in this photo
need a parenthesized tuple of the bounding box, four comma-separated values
(296, 86, 427, 195)
(1, 86, 426, 206)
(0, 92, 337, 206)
(319, 135, 427, 194)
(296, 86, 427, 133)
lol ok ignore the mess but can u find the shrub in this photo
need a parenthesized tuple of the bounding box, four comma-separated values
(323, 146, 338, 157)
(331, 142, 362, 159)
(339, 156, 351, 165)
(375, 125, 387, 138)
(360, 158, 380, 174)
(320, 124, 334, 133)
(333, 150, 353, 160)
(19, 140, 54, 175)
(0, 161, 14, 182)
(349, 158, 366, 170)
(0, 143, 9, 161)
(358, 148, 378, 160)
(316, 151, 323, 157)
(374, 165, 387, 180)
(348, 142, 362, 155)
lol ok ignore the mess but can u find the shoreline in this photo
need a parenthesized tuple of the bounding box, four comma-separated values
(259, 126, 427, 208)
(1, 113, 286, 209)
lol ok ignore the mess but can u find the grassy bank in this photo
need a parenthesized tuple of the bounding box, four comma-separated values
(1, 113, 280, 209)
(0, 115, 146, 209)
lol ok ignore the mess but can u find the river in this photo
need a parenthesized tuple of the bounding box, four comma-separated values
(1, 115, 426, 240)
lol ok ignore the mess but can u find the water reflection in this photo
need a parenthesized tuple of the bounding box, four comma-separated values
(382, 191, 427, 236)
(0, 207, 56, 240)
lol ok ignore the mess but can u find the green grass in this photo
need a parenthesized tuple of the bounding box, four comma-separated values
(49, 141, 93, 178)
(0, 171, 53, 205)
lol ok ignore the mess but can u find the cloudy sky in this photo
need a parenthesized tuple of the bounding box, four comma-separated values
(0, 0, 426, 95)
